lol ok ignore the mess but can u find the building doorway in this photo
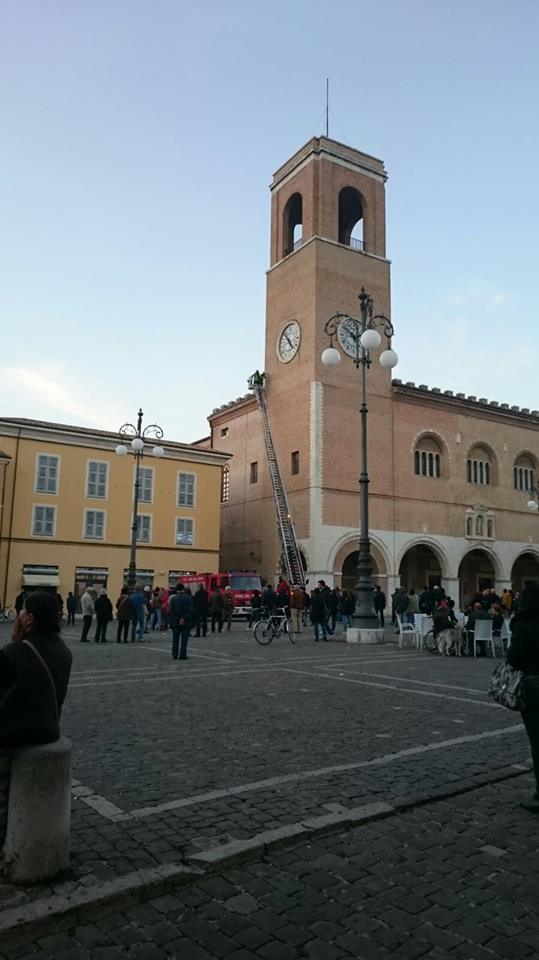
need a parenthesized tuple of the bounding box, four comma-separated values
(511, 553, 539, 593)
(458, 549, 496, 609)
(341, 551, 380, 593)
(399, 544, 442, 592)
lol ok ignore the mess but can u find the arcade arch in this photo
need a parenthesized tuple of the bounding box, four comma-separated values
(511, 551, 539, 592)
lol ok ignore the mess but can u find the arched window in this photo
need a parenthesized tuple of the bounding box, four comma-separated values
(487, 518, 494, 539)
(338, 187, 364, 250)
(466, 445, 493, 486)
(414, 435, 442, 478)
(283, 192, 302, 257)
(514, 454, 535, 492)
(220, 466, 230, 503)
(476, 515, 484, 537)
(466, 515, 473, 537)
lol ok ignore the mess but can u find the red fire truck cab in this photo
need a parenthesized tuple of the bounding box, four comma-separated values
(177, 571, 262, 618)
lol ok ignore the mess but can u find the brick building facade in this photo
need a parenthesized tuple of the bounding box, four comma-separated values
(204, 136, 539, 607)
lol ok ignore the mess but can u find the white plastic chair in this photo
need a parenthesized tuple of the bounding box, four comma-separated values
(396, 614, 417, 650)
(472, 619, 496, 658)
(497, 618, 511, 656)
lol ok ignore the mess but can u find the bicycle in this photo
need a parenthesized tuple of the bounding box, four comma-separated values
(0, 608, 16, 624)
(254, 610, 295, 645)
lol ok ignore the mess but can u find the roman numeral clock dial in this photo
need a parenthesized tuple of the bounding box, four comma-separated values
(277, 321, 301, 362)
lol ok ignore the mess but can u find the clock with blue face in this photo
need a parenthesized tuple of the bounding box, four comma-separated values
(337, 317, 362, 358)
(277, 321, 301, 362)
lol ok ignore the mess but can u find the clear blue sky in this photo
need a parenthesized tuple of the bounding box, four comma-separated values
(1, 0, 538, 441)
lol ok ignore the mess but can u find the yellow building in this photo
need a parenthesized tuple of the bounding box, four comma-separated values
(0, 417, 229, 608)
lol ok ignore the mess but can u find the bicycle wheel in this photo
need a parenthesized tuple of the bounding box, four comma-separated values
(286, 619, 296, 644)
(424, 629, 438, 653)
(254, 620, 275, 645)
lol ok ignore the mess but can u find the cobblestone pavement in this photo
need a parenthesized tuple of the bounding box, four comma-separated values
(3, 775, 539, 959)
(0, 620, 534, 947)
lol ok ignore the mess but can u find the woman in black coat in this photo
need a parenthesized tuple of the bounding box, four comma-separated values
(0, 591, 72, 844)
(507, 584, 539, 811)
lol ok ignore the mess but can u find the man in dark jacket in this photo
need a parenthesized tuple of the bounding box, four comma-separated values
(94, 589, 113, 643)
(193, 584, 209, 637)
(310, 588, 330, 641)
(169, 585, 194, 660)
(209, 587, 225, 633)
(66, 591, 77, 626)
(374, 585, 386, 627)
(394, 587, 409, 632)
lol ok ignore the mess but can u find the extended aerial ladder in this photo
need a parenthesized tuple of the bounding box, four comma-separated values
(248, 372, 306, 589)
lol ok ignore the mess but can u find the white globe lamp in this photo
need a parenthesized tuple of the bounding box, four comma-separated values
(152, 445, 165, 458)
(360, 328, 381, 351)
(131, 437, 144, 454)
(527, 499, 538, 512)
(321, 347, 341, 367)
(115, 443, 128, 456)
(379, 348, 399, 369)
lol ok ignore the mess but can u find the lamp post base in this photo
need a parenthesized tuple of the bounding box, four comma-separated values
(346, 627, 385, 645)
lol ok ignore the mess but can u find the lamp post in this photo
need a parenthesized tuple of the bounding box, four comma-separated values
(527, 485, 539, 513)
(322, 287, 398, 630)
(115, 409, 165, 590)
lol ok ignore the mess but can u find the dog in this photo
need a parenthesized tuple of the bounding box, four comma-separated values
(435, 627, 463, 656)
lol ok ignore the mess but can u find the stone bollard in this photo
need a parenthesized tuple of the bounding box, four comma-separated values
(3, 737, 71, 884)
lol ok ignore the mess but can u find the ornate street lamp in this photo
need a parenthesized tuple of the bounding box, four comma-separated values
(115, 409, 164, 590)
(527, 484, 539, 512)
(322, 287, 398, 630)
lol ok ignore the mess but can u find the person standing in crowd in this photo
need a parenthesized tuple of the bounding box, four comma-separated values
(115, 587, 132, 644)
(169, 584, 193, 660)
(330, 587, 341, 633)
(160, 588, 170, 631)
(374, 585, 386, 627)
(406, 587, 419, 625)
(262, 583, 277, 615)
(223, 586, 235, 631)
(419, 585, 432, 614)
(149, 588, 162, 631)
(209, 586, 225, 633)
(340, 589, 355, 630)
(130, 584, 148, 642)
(0, 592, 72, 847)
(502, 589, 513, 614)
(194, 583, 209, 637)
(248, 589, 263, 629)
(56, 593, 64, 621)
(317, 580, 333, 636)
(507, 584, 539, 811)
(94, 588, 113, 643)
(310, 587, 330, 641)
(393, 587, 409, 632)
(289, 584, 304, 634)
(80, 586, 95, 642)
(66, 591, 77, 626)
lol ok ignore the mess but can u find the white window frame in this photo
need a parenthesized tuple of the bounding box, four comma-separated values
(86, 460, 109, 500)
(135, 513, 152, 544)
(137, 465, 155, 505)
(34, 453, 60, 495)
(175, 516, 195, 547)
(83, 508, 107, 540)
(31, 504, 57, 537)
(177, 471, 196, 508)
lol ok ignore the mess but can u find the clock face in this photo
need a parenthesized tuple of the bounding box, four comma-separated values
(337, 317, 362, 358)
(277, 321, 301, 363)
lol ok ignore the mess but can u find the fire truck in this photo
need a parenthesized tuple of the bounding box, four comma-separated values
(177, 571, 262, 618)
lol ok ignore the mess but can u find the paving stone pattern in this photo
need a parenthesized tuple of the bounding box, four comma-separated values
(0, 623, 533, 938)
(3, 775, 539, 959)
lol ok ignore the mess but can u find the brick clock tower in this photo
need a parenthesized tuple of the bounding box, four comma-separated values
(210, 136, 396, 585)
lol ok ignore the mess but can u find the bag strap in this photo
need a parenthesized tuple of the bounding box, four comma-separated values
(23, 639, 59, 722)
